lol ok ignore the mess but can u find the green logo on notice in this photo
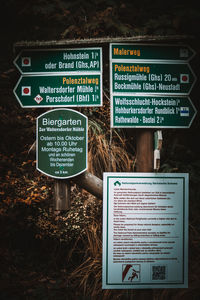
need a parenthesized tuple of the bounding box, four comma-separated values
(114, 181, 121, 186)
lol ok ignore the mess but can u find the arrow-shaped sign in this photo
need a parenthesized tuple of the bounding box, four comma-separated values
(14, 48, 102, 74)
(13, 74, 102, 107)
(112, 62, 196, 95)
(111, 43, 195, 61)
(112, 95, 197, 128)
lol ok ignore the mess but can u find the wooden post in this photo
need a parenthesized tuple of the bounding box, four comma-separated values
(53, 171, 103, 212)
(72, 171, 103, 199)
(53, 179, 71, 211)
(136, 129, 154, 172)
(135, 129, 154, 299)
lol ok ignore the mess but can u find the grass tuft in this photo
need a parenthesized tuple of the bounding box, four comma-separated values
(88, 119, 135, 178)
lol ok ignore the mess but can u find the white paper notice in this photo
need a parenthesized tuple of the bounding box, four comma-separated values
(102, 173, 188, 289)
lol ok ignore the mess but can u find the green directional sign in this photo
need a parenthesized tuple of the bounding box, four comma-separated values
(112, 95, 197, 128)
(13, 74, 101, 107)
(14, 48, 102, 74)
(111, 43, 195, 61)
(37, 109, 87, 179)
(111, 62, 196, 95)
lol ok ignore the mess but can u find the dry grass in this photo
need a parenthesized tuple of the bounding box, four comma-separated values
(69, 221, 103, 298)
(68, 221, 130, 300)
(88, 119, 135, 178)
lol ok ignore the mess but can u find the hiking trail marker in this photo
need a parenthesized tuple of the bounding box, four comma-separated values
(13, 47, 102, 107)
(110, 44, 195, 61)
(14, 48, 101, 74)
(112, 95, 196, 128)
(36, 109, 87, 179)
(110, 43, 197, 128)
(14, 74, 101, 107)
(111, 62, 196, 95)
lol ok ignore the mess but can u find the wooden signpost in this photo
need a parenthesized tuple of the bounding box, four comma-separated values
(13, 45, 103, 210)
(105, 41, 195, 290)
(13, 37, 196, 201)
(109, 42, 196, 175)
(13, 37, 196, 291)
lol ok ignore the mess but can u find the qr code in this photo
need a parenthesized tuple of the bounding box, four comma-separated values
(152, 265, 166, 280)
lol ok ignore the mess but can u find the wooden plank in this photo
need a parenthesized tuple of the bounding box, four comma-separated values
(13, 35, 193, 52)
(72, 171, 103, 199)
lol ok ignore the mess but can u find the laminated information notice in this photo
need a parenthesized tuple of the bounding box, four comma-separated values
(102, 173, 188, 289)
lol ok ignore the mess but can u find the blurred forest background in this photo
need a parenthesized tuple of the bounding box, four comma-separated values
(1, 0, 200, 299)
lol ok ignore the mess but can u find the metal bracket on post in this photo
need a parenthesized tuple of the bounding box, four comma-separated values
(154, 130, 163, 172)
